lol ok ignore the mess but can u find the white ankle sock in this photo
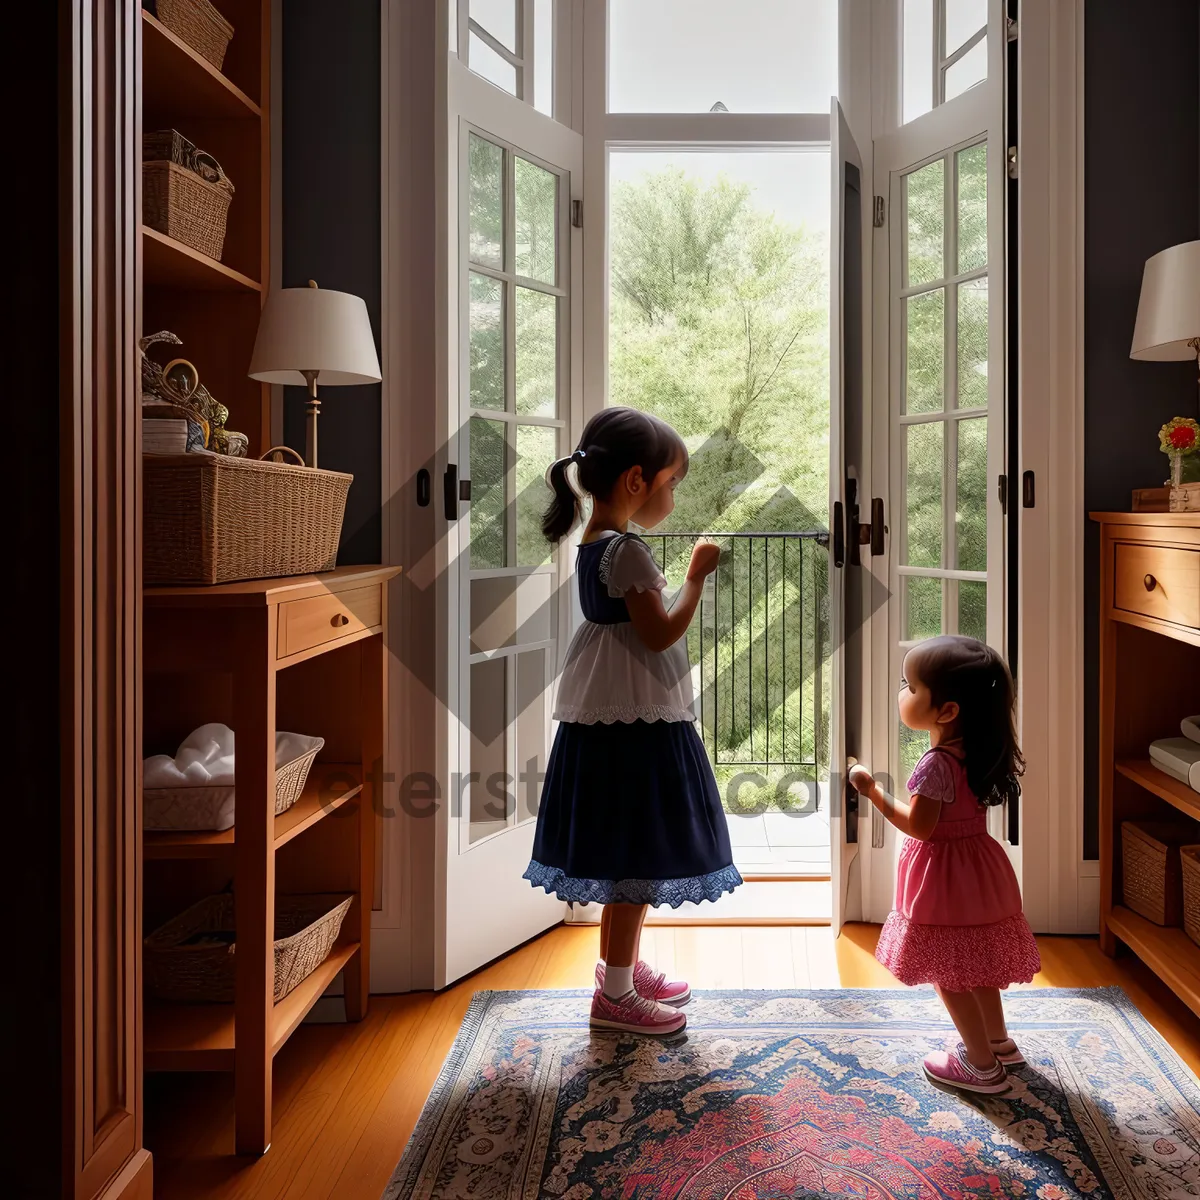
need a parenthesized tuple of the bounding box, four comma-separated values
(603, 963, 634, 999)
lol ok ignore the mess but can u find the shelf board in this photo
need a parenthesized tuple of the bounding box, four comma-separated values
(145, 763, 363, 860)
(1115, 758, 1200, 822)
(1107, 906, 1200, 1019)
(145, 942, 360, 1072)
(142, 226, 261, 293)
(142, 10, 261, 121)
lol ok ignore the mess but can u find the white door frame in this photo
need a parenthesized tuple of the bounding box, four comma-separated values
(867, 3, 1010, 919)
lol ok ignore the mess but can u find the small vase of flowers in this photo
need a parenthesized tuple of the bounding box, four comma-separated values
(1159, 417, 1200, 486)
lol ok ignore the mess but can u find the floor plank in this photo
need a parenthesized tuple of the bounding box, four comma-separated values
(145, 923, 1200, 1199)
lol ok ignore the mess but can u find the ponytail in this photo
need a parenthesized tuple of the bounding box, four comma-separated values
(540, 407, 689, 545)
(542, 452, 582, 542)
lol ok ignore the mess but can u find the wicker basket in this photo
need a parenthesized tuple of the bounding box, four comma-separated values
(1121, 820, 1195, 925)
(1182, 846, 1200, 946)
(153, 0, 234, 71)
(144, 733, 324, 831)
(143, 152, 234, 262)
(145, 892, 353, 1004)
(144, 449, 352, 585)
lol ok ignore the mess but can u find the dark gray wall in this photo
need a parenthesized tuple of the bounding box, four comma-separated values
(1083, 2, 1199, 857)
(283, 0, 382, 565)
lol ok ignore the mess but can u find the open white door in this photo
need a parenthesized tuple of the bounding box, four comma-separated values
(435, 54, 583, 989)
(829, 98, 869, 933)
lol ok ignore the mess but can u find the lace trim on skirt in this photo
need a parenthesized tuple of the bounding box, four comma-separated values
(523, 860, 743, 907)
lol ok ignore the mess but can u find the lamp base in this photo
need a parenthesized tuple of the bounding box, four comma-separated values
(303, 369, 320, 469)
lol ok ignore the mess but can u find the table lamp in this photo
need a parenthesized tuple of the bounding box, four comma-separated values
(1130, 239, 1200, 418)
(249, 280, 382, 468)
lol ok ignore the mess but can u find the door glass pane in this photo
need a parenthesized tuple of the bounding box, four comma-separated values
(956, 143, 988, 274)
(469, 134, 503, 267)
(469, 32, 517, 95)
(955, 417, 988, 571)
(904, 575, 942, 641)
(470, 416, 508, 568)
(905, 421, 943, 567)
(958, 580, 987, 641)
(533, 0, 553, 115)
(515, 648, 548, 823)
(469, 272, 505, 411)
(470, 0, 516, 51)
(945, 1, 986, 57)
(945, 36, 987, 101)
(515, 287, 556, 416)
(469, 656, 510, 843)
(905, 289, 944, 414)
(905, 159, 944, 287)
(516, 424, 556, 565)
(515, 157, 557, 283)
(957, 278, 988, 409)
(608, 0, 837, 114)
(903, 0, 934, 124)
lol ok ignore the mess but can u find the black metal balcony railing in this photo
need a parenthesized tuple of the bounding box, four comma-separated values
(647, 533, 830, 786)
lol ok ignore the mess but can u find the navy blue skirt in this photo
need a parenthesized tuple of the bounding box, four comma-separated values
(524, 719, 742, 906)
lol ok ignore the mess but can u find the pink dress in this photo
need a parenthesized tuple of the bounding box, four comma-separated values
(875, 747, 1041, 992)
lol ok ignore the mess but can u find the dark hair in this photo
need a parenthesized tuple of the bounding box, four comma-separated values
(541, 407, 688, 542)
(907, 635, 1024, 807)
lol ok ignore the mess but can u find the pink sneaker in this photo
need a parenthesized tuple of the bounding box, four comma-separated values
(590, 988, 687, 1036)
(991, 1038, 1026, 1068)
(923, 1044, 1011, 1095)
(595, 960, 691, 1006)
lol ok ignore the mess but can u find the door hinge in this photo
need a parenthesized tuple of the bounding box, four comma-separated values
(872, 195, 885, 227)
(1006, 146, 1019, 180)
(571, 199, 583, 228)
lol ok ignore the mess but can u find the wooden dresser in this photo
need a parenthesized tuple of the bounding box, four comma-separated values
(1093, 513, 1200, 1015)
(143, 565, 399, 1155)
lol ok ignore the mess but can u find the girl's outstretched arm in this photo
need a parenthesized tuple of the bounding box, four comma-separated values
(848, 765, 941, 841)
(624, 540, 719, 653)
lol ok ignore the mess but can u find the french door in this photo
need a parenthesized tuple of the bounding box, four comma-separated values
(868, 2, 1009, 904)
(436, 57, 582, 988)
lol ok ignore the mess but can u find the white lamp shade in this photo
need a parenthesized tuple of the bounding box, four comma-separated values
(1130, 239, 1200, 362)
(248, 286, 382, 385)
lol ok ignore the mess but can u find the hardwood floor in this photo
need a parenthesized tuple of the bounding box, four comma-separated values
(146, 923, 1200, 1199)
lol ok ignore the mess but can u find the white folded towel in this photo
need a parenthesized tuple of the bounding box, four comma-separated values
(1183, 715, 1200, 744)
(1193, 758, 1200, 794)
(144, 723, 321, 790)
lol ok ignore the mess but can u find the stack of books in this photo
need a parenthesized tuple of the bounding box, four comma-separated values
(143, 418, 188, 456)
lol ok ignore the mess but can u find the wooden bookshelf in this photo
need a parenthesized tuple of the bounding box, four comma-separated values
(1093, 512, 1200, 1020)
(143, 567, 398, 1155)
(140, 0, 271, 455)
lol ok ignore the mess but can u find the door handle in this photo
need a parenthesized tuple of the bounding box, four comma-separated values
(443, 463, 458, 521)
(865, 497, 886, 555)
(832, 500, 845, 568)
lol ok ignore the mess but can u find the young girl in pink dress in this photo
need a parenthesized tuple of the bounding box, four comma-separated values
(849, 635, 1040, 1096)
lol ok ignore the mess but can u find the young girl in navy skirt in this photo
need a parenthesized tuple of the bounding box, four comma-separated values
(523, 407, 742, 1035)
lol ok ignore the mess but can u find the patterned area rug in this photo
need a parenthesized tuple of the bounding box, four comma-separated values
(382, 988, 1200, 1200)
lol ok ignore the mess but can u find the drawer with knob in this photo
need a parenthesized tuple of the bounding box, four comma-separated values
(1113, 542, 1199, 630)
(277, 584, 383, 659)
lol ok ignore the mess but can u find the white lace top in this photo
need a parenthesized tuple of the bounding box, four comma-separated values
(553, 532, 696, 725)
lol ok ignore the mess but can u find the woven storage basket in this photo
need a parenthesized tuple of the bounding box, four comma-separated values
(153, 0, 234, 71)
(144, 450, 352, 585)
(144, 733, 324, 832)
(1183, 846, 1200, 946)
(143, 154, 234, 261)
(1121, 820, 1195, 925)
(145, 892, 353, 1004)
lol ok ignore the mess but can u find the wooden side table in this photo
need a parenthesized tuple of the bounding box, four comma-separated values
(1092, 512, 1200, 1015)
(142, 564, 400, 1155)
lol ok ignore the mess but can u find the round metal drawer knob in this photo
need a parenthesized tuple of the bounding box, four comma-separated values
(331, 612, 350, 627)
(1143, 574, 1157, 592)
